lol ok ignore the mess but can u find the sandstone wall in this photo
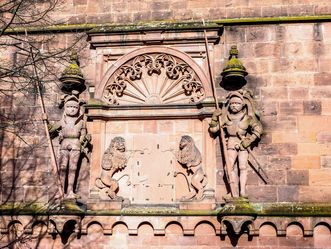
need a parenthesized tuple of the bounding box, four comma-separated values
(52, 0, 331, 24)
(1, 1, 331, 248)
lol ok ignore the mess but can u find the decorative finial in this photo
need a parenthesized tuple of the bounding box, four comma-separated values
(220, 45, 248, 91)
(229, 45, 239, 58)
(59, 50, 86, 93)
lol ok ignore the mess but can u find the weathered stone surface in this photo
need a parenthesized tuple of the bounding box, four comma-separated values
(287, 170, 309, 185)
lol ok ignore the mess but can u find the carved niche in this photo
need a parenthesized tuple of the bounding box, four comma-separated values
(89, 46, 217, 205)
(100, 52, 205, 105)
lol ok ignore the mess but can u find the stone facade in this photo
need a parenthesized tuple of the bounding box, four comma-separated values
(1, 0, 331, 248)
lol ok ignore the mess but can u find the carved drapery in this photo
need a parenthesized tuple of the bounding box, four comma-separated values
(102, 53, 205, 105)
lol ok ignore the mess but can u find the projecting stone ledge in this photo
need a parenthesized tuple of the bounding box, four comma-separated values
(0, 202, 331, 237)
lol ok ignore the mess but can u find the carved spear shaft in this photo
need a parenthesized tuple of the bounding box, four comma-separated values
(202, 21, 235, 196)
(26, 30, 64, 199)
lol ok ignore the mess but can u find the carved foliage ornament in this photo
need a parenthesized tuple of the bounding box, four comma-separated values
(103, 53, 205, 105)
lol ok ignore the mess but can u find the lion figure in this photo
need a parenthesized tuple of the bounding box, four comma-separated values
(176, 135, 207, 201)
(95, 137, 128, 200)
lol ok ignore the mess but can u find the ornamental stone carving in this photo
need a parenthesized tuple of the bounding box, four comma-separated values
(102, 53, 205, 105)
(209, 90, 263, 200)
(95, 137, 129, 200)
(175, 135, 208, 201)
(48, 90, 91, 201)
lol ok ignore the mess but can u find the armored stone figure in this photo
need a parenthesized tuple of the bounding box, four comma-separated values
(95, 137, 128, 200)
(49, 90, 90, 200)
(209, 90, 262, 199)
(176, 135, 207, 201)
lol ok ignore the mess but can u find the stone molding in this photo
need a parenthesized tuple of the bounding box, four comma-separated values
(95, 46, 212, 103)
(87, 22, 221, 48)
(1, 214, 330, 238)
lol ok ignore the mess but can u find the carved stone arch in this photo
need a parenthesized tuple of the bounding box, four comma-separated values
(194, 220, 217, 236)
(96, 46, 212, 105)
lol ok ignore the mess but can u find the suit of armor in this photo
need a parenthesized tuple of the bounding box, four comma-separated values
(209, 90, 262, 198)
(49, 92, 90, 200)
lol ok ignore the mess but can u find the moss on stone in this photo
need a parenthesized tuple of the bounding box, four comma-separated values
(4, 15, 331, 35)
(2, 202, 331, 217)
(219, 202, 331, 217)
(87, 21, 220, 33)
(86, 98, 108, 107)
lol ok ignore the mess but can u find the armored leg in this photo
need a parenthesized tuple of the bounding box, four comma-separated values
(238, 150, 249, 197)
(58, 150, 69, 193)
(227, 149, 239, 198)
(67, 150, 80, 195)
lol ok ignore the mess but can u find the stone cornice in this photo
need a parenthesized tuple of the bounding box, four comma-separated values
(2, 202, 331, 217)
(2, 15, 331, 35)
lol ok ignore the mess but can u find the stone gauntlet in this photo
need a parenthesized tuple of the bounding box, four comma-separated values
(209, 109, 222, 128)
(240, 134, 257, 149)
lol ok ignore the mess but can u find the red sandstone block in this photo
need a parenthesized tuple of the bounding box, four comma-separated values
(268, 156, 292, 170)
(174, 120, 193, 133)
(24, 186, 48, 202)
(73, 0, 87, 5)
(303, 100, 321, 115)
(1, 186, 24, 203)
(298, 116, 331, 133)
(299, 186, 331, 202)
(321, 156, 331, 168)
(196, 235, 219, 246)
(243, 59, 270, 74)
(261, 87, 288, 100)
(297, 143, 331, 156)
(256, 101, 278, 116)
(68, 14, 87, 24)
(261, 5, 288, 17)
(157, 120, 174, 133)
(134, 11, 152, 22)
(151, 11, 173, 21)
(241, 6, 261, 18)
(272, 131, 316, 144)
(254, 43, 281, 58)
(246, 186, 277, 202)
(208, 8, 226, 19)
(287, 170, 309, 185)
(285, 24, 314, 41)
(237, 234, 258, 246)
(315, 3, 331, 15)
(226, 7, 241, 19)
(162, 235, 197, 246)
(278, 186, 299, 202)
(247, 27, 272, 42)
(316, 131, 331, 143)
(309, 169, 331, 186)
(115, 13, 134, 23)
(267, 170, 286, 185)
(140, 235, 160, 246)
(310, 87, 331, 99)
(288, 5, 314, 16)
(247, 170, 262, 185)
(246, 74, 268, 88)
(279, 101, 303, 115)
(151, 1, 170, 10)
(283, 236, 315, 248)
(292, 155, 320, 170)
(127, 121, 143, 133)
(276, 143, 298, 156)
(314, 73, 331, 86)
(318, 58, 331, 73)
(143, 120, 157, 133)
(224, 27, 246, 43)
